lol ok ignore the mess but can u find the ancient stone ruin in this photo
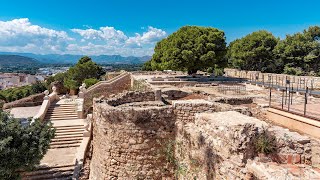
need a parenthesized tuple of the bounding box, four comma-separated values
(82, 72, 320, 179)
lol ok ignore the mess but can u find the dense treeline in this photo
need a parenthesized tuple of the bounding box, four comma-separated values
(228, 26, 320, 75)
(0, 81, 47, 103)
(144, 25, 320, 76)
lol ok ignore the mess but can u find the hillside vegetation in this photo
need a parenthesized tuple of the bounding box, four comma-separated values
(0, 55, 39, 66)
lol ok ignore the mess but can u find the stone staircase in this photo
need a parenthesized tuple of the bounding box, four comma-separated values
(22, 101, 85, 180)
(45, 103, 78, 121)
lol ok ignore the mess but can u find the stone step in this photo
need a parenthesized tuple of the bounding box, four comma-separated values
(22, 164, 74, 180)
(47, 110, 76, 114)
(55, 128, 84, 133)
(50, 140, 81, 146)
(53, 126, 84, 131)
(55, 131, 83, 136)
(49, 107, 75, 110)
(51, 104, 76, 107)
(51, 137, 83, 142)
(48, 106, 76, 109)
(53, 125, 84, 129)
(46, 114, 78, 118)
(46, 112, 78, 116)
(48, 108, 76, 111)
(47, 110, 77, 113)
(45, 117, 79, 121)
(53, 134, 83, 139)
(50, 143, 80, 149)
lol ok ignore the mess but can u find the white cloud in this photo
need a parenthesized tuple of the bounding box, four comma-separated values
(71, 26, 128, 45)
(0, 18, 167, 56)
(0, 18, 72, 54)
(125, 26, 167, 48)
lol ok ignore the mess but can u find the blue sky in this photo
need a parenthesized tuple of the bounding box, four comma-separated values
(0, 0, 319, 56)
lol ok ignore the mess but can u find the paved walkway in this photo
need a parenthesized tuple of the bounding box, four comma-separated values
(10, 105, 41, 119)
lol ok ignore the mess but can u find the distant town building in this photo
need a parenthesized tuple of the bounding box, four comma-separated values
(0, 73, 45, 90)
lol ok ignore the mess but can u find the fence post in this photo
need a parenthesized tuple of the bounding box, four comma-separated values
(285, 87, 287, 105)
(304, 87, 308, 116)
(291, 86, 293, 105)
(282, 89, 284, 109)
(269, 86, 272, 107)
(288, 86, 290, 111)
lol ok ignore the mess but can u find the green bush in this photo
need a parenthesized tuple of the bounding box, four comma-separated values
(0, 82, 47, 103)
(214, 68, 224, 76)
(0, 111, 55, 179)
(254, 129, 277, 154)
(207, 67, 214, 73)
(283, 66, 303, 76)
(83, 78, 99, 88)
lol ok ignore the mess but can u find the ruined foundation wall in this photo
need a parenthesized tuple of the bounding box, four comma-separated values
(89, 91, 315, 179)
(105, 91, 155, 106)
(173, 99, 232, 124)
(174, 111, 313, 179)
(89, 102, 175, 179)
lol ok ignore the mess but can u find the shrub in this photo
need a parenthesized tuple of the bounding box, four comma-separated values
(283, 66, 303, 76)
(0, 111, 55, 179)
(83, 78, 99, 88)
(0, 82, 47, 103)
(254, 129, 277, 154)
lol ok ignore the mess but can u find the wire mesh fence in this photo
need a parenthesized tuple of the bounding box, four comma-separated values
(217, 84, 247, 95)
(269, 86, 320, 121)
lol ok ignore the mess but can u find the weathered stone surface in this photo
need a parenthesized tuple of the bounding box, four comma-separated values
(90, 101, 175, 179)
(83, 73, 131, 114)
(174, 111, 267, 179)
(88, 86, 318, 180)
(105, 91, 155, 106)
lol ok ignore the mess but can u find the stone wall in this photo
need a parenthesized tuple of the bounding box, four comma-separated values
(174, 111, 314, 179)
(90, 101, 175, 179)
(225, 68, 320, 90)
(83, 72, 131, 114)
(3, 93, 44, 109)
(173, 99, 250, 124)
(104, 91, 155, 106)
(174, 111, 267, 179)
(89, 90, 317, 179)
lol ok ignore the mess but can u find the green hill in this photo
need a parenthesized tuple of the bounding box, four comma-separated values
(0, 55, 40, 66)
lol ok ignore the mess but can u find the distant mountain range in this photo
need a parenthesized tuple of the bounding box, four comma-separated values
(0, 55, 39, 66)
(0, 52, 151, 64)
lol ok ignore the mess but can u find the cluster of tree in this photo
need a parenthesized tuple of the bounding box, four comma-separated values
(143, 25, 320, 76)
(227, 26, 320, 75)
(143, 26, 227, 74)
(46, 56, 104, 93)
(0, 111, 55, 179)
(0, 81, 47, 103)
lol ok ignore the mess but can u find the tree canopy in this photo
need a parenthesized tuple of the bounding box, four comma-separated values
(147, 26, 227, 74)
(0, 82, 47, 103)
(64, 56, 104, 90)
(228, 30, 279, 72)
(143, 25, 320, 76)
(273, 26, 320, 75)
(0, 112, 55, 179)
